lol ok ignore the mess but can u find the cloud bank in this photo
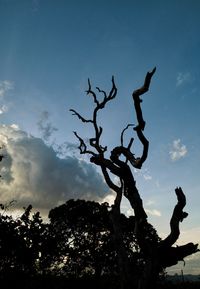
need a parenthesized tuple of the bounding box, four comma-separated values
(0, 125, 109, 211)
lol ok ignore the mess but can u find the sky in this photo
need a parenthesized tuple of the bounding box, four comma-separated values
(0, 0, 200, 275)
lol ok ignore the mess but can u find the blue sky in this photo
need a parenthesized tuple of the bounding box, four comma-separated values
(0, 0, 200, 274)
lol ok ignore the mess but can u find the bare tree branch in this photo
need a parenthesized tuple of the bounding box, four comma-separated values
(159, 242, 199, 268)
(120, 124, 134, 147)
(96, 86, 107, 99)
(69, 109, 93, 124)
(86, 78, 99, 106)
(132, 67, 156, 131)
(73, 131, 96, 156)
(101, 165, 120, 193)
(71, 78, 117, 156)
(133, 127, 149, 169)
(161, 187, 188, 247)
(87, 77, 117, 154)
(128, 68, 156, 170)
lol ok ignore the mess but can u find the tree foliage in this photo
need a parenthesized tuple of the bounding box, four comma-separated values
(0, 199, 159, 285)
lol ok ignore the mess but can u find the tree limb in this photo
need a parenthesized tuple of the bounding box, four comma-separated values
(69, 109, 93, 124)
(101, 165, 120, 193)
(159, 242, 199, 268)
(71, 78, 117, 156)
(73, 131, 96, 156)
(120, 124, 134, 147)
(161, 187, 188, 247)
(132, 67, 156, 131)
(133, 127, 149, 169)
(130, 68, 155, 169)
(86, 78, 99, 106)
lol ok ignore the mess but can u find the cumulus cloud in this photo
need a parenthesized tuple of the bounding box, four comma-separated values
(37, 111, 58, 142)
(169, 139, 187, 161)
(176, 72, 192, 87)
(55, 141, 78, 158)
(0, 124, 109, 211)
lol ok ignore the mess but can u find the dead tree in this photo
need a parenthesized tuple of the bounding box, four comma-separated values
(70, 69, 199, 289)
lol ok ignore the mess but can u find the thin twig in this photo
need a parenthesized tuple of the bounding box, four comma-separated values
(70, 109, 93, 124)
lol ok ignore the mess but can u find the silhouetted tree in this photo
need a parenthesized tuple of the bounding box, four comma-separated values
(0, 204, 47, 277)
(48, 199, 161, 285)
(71, 68, 199, 289)
(48, 200, 113, 277)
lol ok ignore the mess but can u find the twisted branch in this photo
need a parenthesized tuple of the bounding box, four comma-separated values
(161, 187, 189, 248)
(73, 132, 95, 156)
(130, 67, 156, 169)
(120, 124, 134, 147)
(132, 67, 156, 131)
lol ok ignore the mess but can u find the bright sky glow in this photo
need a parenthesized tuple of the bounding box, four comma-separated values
(0, 0, 200, 275)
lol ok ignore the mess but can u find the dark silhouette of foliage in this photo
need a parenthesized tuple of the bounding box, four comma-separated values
(0, 199, 161, 288)
(0, 204, 47, 277)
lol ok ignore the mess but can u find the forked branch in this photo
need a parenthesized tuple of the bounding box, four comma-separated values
(71, 77, 117, 156)
(73, 131, 95, 156)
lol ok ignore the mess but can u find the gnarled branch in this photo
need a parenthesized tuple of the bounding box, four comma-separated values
(73, 131, 96, 156)
(159, 242, 199, 268)
(120, 124, 134, 147)
(161, 187, 188, 247)
(132, 67, 156, 131)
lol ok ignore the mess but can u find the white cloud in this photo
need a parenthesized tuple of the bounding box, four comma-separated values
(126, 208, 134, 217)
(145, 209, 161, 217)
(143, 174, 152, 181)
(10, 124, 19, 130)
(145, 199, 161, 217)
(169, 139, 187, 161)
(101, 192, 116, 206)
(176, 72, 192, 87)
(125, 207, 161, 218)
(0, 125, 109, 211)
(0, 105, 8, 114)
(0, 80, 13, 115)
(0, 80, 14, 98)
(133, 168, 152, 181)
